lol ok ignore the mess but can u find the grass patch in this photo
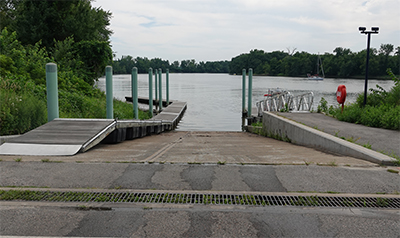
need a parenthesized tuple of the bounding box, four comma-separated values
(41, 159, 63, 163)
(328, 161, 337, 166)
(251, 121, 263, 127)
(340, 136, 360, 143)
(188, 162, 202, 165)
(362, 142, 372, 149)
(387, 169, 399, 174)
(378, 151, 400, 165)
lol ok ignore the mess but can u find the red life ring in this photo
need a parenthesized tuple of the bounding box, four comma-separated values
(336, 85, 347, 104)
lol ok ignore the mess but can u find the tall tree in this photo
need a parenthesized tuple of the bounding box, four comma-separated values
(0, 0, 21, 30)
(379, 44, 394, 56)
(10, 0, 112, 49)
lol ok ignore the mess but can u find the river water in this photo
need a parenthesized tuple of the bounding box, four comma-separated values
(96, 74, 394, 131)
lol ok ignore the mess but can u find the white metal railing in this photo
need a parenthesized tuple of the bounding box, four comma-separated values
(256, 91, 314, 116)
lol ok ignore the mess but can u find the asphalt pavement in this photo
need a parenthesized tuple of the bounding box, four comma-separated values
(1, 163, 399, 194)
(1, 129, 400, 237)
(1, 203, 399, 237)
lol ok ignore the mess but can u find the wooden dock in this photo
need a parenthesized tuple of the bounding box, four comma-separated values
(125, 96, 170, 108)
(0, 101, 186, 156)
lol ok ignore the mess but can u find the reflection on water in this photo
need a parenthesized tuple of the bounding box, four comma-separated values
(97, 74, 394, 132)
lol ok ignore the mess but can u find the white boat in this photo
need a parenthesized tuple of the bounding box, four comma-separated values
(307, 54, 324, 80)
(307, 74, 324, 80)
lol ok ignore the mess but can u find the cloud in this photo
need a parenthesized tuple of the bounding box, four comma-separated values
(92, 0, 399, 62)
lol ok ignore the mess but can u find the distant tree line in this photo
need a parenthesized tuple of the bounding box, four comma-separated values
(113, 45, 399, 78)
(229, 45, 399, 78)
(112, 56, 230, 74)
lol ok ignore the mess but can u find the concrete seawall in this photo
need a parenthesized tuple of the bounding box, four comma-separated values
(260, 112, 397, 165)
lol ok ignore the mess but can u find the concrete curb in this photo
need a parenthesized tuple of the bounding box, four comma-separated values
(0, 135, 21, 145)
(261, 112, 397, 165)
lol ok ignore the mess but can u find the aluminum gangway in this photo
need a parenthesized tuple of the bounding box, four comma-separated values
(256, 90, 314, 116)
(0, 101, 186, 156)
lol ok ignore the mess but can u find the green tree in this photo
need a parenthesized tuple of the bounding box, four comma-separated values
(73, 40, 113, 85)
(0, 28, 51, 84)
(0, 0, 21, 30)
(1, 0, 114, 85)
(9, 0, 112, 49)
(378, 44, 395, 75)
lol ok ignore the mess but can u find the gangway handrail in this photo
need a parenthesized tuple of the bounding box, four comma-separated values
(257, 91, 314, 116)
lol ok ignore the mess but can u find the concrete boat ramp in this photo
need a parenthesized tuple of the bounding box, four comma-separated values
(0, 101, 186, 156)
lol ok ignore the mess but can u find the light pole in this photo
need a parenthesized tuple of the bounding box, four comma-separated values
(359, 26, 379, 106)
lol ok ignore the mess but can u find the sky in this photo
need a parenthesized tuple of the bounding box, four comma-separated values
(91, 0, 400, 62)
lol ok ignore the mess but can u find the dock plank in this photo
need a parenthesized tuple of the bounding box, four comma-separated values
(0, 100, 186, 156)
(6, 119, 114, 145)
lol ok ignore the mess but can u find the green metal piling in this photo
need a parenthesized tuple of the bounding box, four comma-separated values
(242, 69, 246, 115)
(46, 63, 59, 122)
(148, 68, 153, 118)
(247, 68, 253, 118)
(132, 67, 138, 119)
(159, 68, 162, 110)
(154, 69, 158, 104)
(166, 69, 170, 105)
(106, 66, 113, 119)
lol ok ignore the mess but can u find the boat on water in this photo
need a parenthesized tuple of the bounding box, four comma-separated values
(307, 54, 324, 80)
(307, 73, 324, 80)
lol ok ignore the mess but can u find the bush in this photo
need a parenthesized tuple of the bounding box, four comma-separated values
(332, 103, 400, 130)
(0, 29, 148, 135)
(381, 106, 400, 130)
(0, 81, 47, 135)
(113, 99, 151, 120)
(334, 104, 362, 124)
(327, 69, 400, 131)
(358, 105, 383, 128)
(317, 97, 328, 113)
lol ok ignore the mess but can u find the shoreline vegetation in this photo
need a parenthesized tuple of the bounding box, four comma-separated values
(112, 47, 399, 80)
(0, 28, 150, 136)
(318, 68, 400, 131)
